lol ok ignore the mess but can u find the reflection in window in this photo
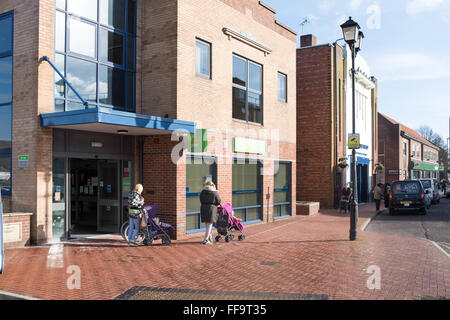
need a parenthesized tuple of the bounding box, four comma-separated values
(67, 0, 98, 21)
(0, 15, 12, 54)
(99, 29, 124, 65)
(99, 65, 125, 107)
(69, 18, 96, 58)
(0, 105, 12, 153)
(196, 39, 211, 78)
(56, 0, 136, 111)
(0, 156, 11, 194)
(99, 0, 126, 30)
(278, 72, 287, 102)
(66, 56, 97, 102)
(0, 56, 13, 105)
(232, 55, 263, 124)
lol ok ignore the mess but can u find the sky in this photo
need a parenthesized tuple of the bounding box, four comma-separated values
(263, 0, 450, 143)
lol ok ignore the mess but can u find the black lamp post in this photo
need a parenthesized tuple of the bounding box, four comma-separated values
(341, 17, 364, 241)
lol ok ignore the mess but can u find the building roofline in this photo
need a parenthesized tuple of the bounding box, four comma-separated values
(275, 20, 297, 36)
(258, 1, 276, 14)
(296, 43, 333, 51)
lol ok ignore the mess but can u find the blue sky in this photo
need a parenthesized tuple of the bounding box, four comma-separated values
(264, 0, 450, 142)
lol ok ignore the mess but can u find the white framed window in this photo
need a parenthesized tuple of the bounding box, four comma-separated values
(196, 38, 211, 78)
(278, 72, 287, 102)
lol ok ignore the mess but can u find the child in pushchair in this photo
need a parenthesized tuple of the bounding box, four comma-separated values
(141, 204, 174, 245)
(214, 203, 245, 243)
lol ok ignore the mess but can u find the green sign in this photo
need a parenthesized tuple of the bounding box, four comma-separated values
(18, 155, 29, 161)
(18, 155, 29, 168)
(233, 137, 265, 154)
(189, 129, 208, 153)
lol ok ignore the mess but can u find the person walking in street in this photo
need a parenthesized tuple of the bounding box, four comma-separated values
(200, 180, 221, 245)
(127, 184, 145, 247)
(384, 183, 391, 209)
(373, 183, 384, 212)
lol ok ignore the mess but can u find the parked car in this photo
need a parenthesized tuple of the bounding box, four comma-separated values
(419, 178, 440, 205)
(389, 180, 430, 215)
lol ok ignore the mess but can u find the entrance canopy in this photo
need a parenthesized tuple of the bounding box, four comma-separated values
(40, 107, 196, 136)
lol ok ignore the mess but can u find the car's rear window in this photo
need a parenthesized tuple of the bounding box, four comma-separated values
(392, 182, 421, 194)
(420, 180, 431, 188)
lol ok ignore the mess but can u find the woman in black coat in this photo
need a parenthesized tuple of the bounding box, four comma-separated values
(200, 180, 221, 245)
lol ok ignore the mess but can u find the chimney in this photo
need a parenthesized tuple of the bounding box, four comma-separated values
(300, 34, 317, 48)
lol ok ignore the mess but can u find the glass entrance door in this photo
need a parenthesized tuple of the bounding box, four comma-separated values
(97, 160, 120, 233)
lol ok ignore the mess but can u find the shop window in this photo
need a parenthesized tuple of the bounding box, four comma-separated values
(186, 156, 216, 233)
(0, 12, 13, 196)
(232, 55, 263, 124)
(55, 0, 136, 112)
(232, 159, 262, 223)
(274, 162, 291, 218)
(196, 38, 211, 78)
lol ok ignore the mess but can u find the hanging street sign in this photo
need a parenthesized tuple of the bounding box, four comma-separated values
(348, 134, 361, 150)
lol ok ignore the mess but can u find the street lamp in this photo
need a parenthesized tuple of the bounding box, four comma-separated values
(341, 17, 364, 241)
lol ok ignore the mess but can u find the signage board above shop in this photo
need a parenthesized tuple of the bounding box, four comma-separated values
(233, 137, 265, 155)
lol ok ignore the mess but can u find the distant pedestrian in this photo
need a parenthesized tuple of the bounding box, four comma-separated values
(200, 180, 221, 245)
(127, 184, 145, 247)
(341, 183, 352, 214)
(373, 183, 384, 212)
(384, 183, 391, 209)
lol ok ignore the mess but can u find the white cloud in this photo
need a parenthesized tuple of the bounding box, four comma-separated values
(318, 0, 336, 12)
(373, 52, 450, 81)
(406, 0, 445, 16)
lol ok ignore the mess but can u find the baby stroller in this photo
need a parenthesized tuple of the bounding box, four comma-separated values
(139, 204, 174, 246)
(215, 203, 245, 243)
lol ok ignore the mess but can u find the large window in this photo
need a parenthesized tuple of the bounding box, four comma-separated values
(0, 11, 13, 196)
(54, 0, 136, 112)
(232, 159, 262, 223)
(274, 162, 291, 218)
(232, 55, 263, 124)
(196, 38, 211, 78)
(186, 156, 217, 233)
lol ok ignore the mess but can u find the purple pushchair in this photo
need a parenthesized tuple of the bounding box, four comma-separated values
(215, 203, 245, 243)
(141, 204, 174, 245)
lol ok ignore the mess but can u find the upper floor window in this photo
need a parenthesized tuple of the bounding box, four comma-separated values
(232, 54, 263, 125)
(54, 0, 136, 112)
(196, 38, 211, 78)
(0, 11, 13, 196)
(278, 72, 287, 102)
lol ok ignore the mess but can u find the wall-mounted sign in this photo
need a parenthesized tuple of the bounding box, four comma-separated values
(388, 170, 402, 175)
(189, 129, 208, 153)
(348, 134, 360, 150)
(233, 137, 265, 155)
(18, 155, 29, 168)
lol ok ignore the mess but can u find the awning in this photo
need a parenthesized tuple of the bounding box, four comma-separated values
(350, 156, 371, 165)
(40, 107, 196, 135)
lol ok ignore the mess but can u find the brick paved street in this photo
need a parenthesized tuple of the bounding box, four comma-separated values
(0, 203, 448, 300)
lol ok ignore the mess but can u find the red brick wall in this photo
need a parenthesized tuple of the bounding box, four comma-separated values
(378, 114, 401, 185)
(296, 45, 335, 208)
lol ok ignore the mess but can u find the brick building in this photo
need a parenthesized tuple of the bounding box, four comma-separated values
(378, 113, 441, 184)
(0, 0, 297, 246)
(296, 34, 378, 209)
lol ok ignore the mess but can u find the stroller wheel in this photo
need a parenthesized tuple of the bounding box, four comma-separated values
(238, 235, 245, 241)
(225, 235, 231, 243)
(162, 235, 171, 245)
(134, 232, 146, 245)
(215, 236, 222, 243)
(230, 234, 235, 240)
(143, 236, 153, 246)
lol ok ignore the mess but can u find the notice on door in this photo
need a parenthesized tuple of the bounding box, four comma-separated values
(4, 222, 22, 243)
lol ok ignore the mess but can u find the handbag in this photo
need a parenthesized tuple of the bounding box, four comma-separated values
(140, 214, 147, 230)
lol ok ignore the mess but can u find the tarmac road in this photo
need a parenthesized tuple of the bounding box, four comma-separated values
(366, 195, 450, 255)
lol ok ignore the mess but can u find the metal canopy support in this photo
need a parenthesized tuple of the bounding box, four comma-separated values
(41, 56, 89, 108)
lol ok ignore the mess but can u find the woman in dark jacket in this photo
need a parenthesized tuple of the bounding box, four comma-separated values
(200, 180, 221, 245)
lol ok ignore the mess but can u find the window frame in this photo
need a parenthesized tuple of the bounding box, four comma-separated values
(0, 11, 13, 196)
(277, 72, 287, 103)
(195, 38, 212, 79)
(232, 53, 263, 125)
(54, 0, 137, 112)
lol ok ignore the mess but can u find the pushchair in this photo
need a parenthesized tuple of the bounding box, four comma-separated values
(214, 203, 245, 243)
(139, 204, 174, 246)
